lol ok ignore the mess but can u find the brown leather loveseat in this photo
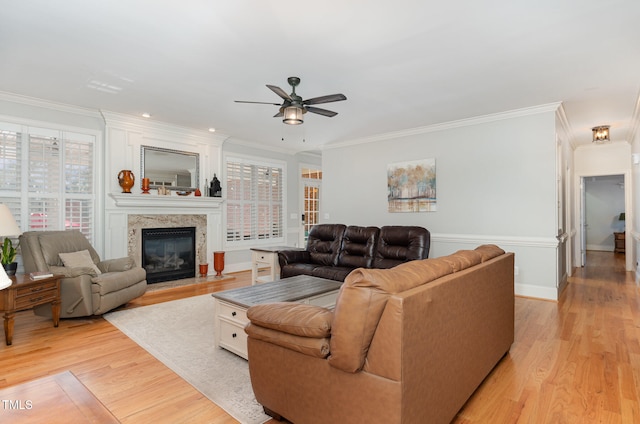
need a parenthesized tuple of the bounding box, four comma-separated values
(278, 224, 430, 281)
(245, 245, 514, 424)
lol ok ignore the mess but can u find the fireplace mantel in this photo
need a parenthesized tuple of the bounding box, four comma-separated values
(109, 193, 224, 209)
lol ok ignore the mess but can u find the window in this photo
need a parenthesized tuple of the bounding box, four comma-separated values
(225, 157, 284, 245)
(0, 124, 97, 243)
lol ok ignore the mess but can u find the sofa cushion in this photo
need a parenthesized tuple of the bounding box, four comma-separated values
(337, 226, 380, 269)
(37, 230, 100, 267)
(440, 250, 482, 272)
(306, 224, 346, 266)
(372, 226, 430, 268)
(59, 249, 102, 275)
(475, 244, 505, 262)
(328, 257, 453, 372)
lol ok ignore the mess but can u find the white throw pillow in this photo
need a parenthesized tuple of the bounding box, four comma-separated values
(59, 249, 102, 275)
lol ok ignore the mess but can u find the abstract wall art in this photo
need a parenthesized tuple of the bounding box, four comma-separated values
(387, 158, 436, 212)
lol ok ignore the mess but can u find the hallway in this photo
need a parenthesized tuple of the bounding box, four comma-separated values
(456, 250, 639, 423)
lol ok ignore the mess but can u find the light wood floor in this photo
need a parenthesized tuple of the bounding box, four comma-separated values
(0, 252, 637, 423)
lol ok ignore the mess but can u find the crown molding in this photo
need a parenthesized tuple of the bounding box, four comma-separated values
(627, 89, 640, 149)
(324, 102, 562, 150)
(0, 91, 102, 119)
(100, 110, 228, 146)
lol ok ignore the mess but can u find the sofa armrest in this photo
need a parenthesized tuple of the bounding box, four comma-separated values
(245, 324, 330, 358)
(97, 257, 136, 273)
(48, 265, 99, 278)
(245, 302, 333, 358)
(278, 249, 311, 267)
(91, 267, 147, 295)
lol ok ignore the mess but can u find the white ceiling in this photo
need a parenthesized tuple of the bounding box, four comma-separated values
(1, 1, 639, 152)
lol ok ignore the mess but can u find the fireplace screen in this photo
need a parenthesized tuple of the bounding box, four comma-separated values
(142, 227, 196, 283)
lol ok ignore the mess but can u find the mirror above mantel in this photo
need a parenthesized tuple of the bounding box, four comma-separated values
(141, 145, 199, 191)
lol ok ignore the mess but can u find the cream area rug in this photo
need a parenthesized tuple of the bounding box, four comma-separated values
(104, 294, 269, 424)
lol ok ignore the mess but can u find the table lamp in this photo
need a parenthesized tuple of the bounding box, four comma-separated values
(0, 204, 22, 276)
(0, 261, 11, 290)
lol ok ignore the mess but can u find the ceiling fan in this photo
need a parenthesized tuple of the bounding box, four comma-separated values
(235, 77, 347, 125)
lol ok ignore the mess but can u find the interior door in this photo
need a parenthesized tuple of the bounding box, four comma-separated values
(300, 180, 320, 247)
(579, 177, 586, 266)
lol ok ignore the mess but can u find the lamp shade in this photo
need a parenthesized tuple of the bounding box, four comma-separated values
(0, 204, 21, 237)
(283, 106, 304, 125)
(0, 262, 11, 290)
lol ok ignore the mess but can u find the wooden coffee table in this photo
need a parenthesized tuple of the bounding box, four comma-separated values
(212, 275, 342, 359)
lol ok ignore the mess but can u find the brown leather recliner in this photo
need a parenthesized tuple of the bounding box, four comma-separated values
(19, 230, 147, 318)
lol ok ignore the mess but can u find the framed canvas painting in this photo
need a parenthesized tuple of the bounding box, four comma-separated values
(387, 158, 436, 212)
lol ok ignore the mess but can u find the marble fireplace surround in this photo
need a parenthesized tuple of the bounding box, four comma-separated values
(105, 194, 224, 272)
(128, 214, 207, 270)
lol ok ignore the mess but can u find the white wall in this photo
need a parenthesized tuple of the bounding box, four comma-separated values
(323, 106, 562, 299)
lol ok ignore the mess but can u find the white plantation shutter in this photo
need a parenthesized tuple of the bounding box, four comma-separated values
(0, 124, 97, 243)
(226, 157, 284, 245)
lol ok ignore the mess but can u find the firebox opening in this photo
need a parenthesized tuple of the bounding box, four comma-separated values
(142, 227, 196, 284)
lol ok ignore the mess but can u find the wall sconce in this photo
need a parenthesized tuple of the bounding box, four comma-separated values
(592, 125, 610, 143)
(283, 106, 304, 125)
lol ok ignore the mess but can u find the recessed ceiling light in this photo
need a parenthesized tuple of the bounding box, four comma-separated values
(208, 128, 216, 133)
(142, 113, 151, 118)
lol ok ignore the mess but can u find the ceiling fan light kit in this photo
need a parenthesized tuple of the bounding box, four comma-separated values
(236, 76, 346, 126)
(283, 105, 304, 125)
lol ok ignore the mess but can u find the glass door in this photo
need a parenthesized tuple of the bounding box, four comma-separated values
(300, 167, 322, 246)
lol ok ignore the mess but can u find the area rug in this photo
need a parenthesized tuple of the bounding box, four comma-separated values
(104, 294, 269, 424)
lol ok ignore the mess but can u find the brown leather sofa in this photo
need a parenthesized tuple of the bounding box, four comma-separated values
(245, 245, 514, 424)
(20, 230, 147, 318)
(279, 224, 430, 281)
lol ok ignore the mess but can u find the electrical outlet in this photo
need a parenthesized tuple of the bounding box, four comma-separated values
(514, 266, 519, 276)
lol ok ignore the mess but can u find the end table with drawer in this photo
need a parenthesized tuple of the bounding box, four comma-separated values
(1, 274, 62, 345)
(250, 246, 304, 285)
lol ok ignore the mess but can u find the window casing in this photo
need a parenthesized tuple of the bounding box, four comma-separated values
(225, 156, 285, 247)
(0, 124, 97, 244)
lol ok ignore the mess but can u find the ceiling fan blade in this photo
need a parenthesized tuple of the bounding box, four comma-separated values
(305, 106, 338, 117)
(266, 85, 292, 101)
(303, 93, 347, 105)
(234, 100, 282, 105)
(273, 111, 284, 118)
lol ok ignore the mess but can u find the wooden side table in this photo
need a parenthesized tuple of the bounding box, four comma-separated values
(0, 273, 62, 345)
(250, 246, 304, 285)
(614, 232, 625, 253)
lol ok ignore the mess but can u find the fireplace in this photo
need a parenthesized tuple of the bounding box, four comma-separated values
(142, 227, 196, 283)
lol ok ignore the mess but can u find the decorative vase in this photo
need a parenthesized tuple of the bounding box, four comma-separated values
(2, 262, 17, 276)
(118, 170, 135, 194)
(141, 177, 150, 194)
(213, 251, 225, 277)
(194, 187, 202, 197)
(199, 263, 209, 277)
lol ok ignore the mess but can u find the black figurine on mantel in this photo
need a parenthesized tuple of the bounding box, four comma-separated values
(210, 174, 222, 197)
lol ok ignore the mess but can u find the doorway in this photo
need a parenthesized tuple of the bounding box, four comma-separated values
(299, 166, 322, 247)
(579, 174, 626, 267)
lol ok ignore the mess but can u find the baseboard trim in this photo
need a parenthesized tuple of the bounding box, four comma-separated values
(515, 282, 558, 301)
